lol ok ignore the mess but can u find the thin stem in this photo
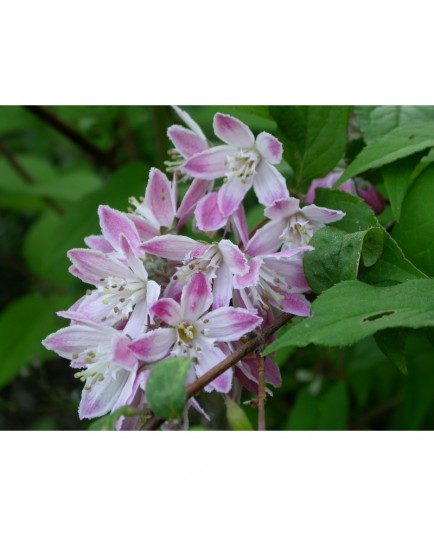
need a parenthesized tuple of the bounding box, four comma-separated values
(257, 353, 266, 431)
(143, 312, 293, 431)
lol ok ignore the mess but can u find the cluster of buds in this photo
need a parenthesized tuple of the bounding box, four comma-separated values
(42, 108, 359, 429)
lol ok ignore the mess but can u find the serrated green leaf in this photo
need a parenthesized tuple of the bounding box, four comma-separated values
(264, 279, 434, 354)
(225, 398, 253, 431)
(355, 106, 434, 144)
(304, 226, 384, 294)
(0, 293, 71, 388)
(374, 328, 409, 375)
(270, 106, 350, 184)
(392, 164, 434, 277)
(147, 357, 191, 420)
(338, 123, 434, 183)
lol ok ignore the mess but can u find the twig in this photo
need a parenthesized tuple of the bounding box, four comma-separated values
(0, 139, 64, 215)
(143, 312, 293, 431)
(24, 106, 115, 165)
(249, 217, 268, 239)
(257, 353, 266, 431)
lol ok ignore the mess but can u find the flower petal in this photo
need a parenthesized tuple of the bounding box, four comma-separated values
(172, 106, 206, 140)
(281, 293, 311, 317)
(119, 234, 148, 280)
(217, 177, 252, 218)
(84, 235, 113, 253)
(129, 327, 177, 362)
(151, 298, 182, 326)
(67, 248, 131, 286)
(42, 324, 114, 360)
(245, 219, 287, 256)
(218, 239, 249, 275)
(233, 258, 262, 289)
(142, 235, 198, 260)
(200, 307, 262, 341)
(98, 205, 140, 252)
(167, 125, 209, 158)
(182, 145, 236, 180)
(193, 340, 233, 393)
(253, 160, 289, 207)
(301, 204, 345, 223)
(181, 272, 213, 321)
(177, 178, 211, 228)
(212, 262, 233, 309)
(264, 197, 300, 220)
(194, 191, 229, 232)
(231, 203, 249, 247)
(145, 168, 176, 228)
(213, 113, 255, 147)
(255, 132, 283, 164)
(127, 214, 159, 242)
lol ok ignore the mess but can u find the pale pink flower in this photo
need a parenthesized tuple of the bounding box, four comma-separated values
(150, 272, 262, 393)
(183, 113, 289, 220)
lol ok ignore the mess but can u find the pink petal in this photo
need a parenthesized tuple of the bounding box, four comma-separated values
(212, 263, 233, 309)
(172, 106, 206, 140)
(200, 307, 262, 341)
(98, 205, 140, 252)
(213, 113, 255, 147)
(177, 178, 211, 228)
(167, 125, 209, 158)
(193, 341, 233, 393)
(217, 177, 252, 218)
(119, 234, 148, 280)
(195, 191, 228, 232)
(255, 132, 283, 164)
(264, 197, 300, 220)
(181, 272, 213, 321)
(205, 368, 233, 394)
(233, 258, 262, 289)
(67, 249, 131, 285)
(301, 204, 345, 223)
(305, 172, 356, 204)
(151, 298, 182, 326)
(122, 300, 150, 339)
(253, 161, 290, 207)
(84, 235, 113, 253)
(112, 337, 138, 370)
(218, 239, 249, 275)
(188, 397, 210, 421)
(245, 219, 287, 256)
(182, 145, 236, 180)
(129, 328, 177, 362)
(265, 357, 282, 388)
(128, 214, 159, 242)
(231, 203, 249, 247)
(142, 235, 198, 260)
(145, 168, 176, 228)
(42, 324, 113, 360)
(281, 293, 311, 317)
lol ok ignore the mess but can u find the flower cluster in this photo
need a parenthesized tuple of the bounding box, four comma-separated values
(43, 108, 348, 429)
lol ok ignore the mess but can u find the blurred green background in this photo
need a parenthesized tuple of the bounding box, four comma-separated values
(0, 105, 433, 430)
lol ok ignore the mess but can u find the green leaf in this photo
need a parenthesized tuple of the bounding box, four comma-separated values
(355, 106, 434, 144)
(225, 398, 253, 431)
(314, 188, 377, 233)
(338, 123, 434, 183)
(32, 170, 102, 202)
(392, 164, 434, 277)
(88, 406, 145, 431)
(264, 279, 434, 354)
(22, 162, 149, 287)
(147, 357, 191, 420)
(304, 226, 384, 294)
(0, 293, 71, 388)
(270, 106, 350, 184)
(381, 156, 420, 221)
(374, 328, 409, 375)
(0, 155, 57, 195)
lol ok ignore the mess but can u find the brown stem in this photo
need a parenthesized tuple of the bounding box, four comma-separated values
(24, 106, 115, 165)
(257, 353, 266, 431)
(0, 139, 64, 215)
(248, 217, 268, 239)
(143, 312, 293, 431)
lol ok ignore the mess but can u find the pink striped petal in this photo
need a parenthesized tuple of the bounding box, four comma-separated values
(213, 113, 255, 147)
(151, 298, 182, 326)
(253, 161, 290, 207)
(264, 197, 300, 220)
(67, 249, 131, 285)
(256, 132, 283, 164)
(200, 307, 262, 341)
(129, 328, 177, 362)
(127, 214, 159, 242)
(79, 368, 130, 419)
(281, 293, 311, 317)
(245, 219, 287, 256)
(167, 125, 209, 158)
(218, 239, 249, 275)
(84, 235, 113, 253)
(172, 106, 206, 140)
(42, 324, 113, 359)
(145, 168, 176, 228)
(301, 204, 345, 223)
(205, 368, 233, 394)
(218, 177, 252, 218)
(177, 178, 211, 228)
(195, 192, 228, 232)
(142, 235, 198, 260)
(233, 258, 262, 289)
(182, 145, 236, 180)
(231, 203, 249, 247)
(98, 205, 140, 251)
(212, 263, 233, 309)
(193, 341, 233, 393)
(112, 337, 137, 370)
(181, 272, 213, 321)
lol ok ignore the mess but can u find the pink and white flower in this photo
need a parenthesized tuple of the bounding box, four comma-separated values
(183, 113, 290, 220)
(150, 272, 262, 393)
